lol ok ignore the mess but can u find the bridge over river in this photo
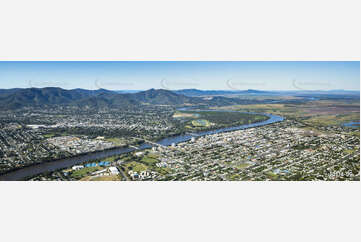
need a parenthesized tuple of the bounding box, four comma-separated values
(0, 110, 284, 181)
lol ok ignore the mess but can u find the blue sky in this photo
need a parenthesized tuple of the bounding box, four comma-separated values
(0, 61, 359, 90)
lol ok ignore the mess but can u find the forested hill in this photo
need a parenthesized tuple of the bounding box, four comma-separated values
(0, 87, 262, 110)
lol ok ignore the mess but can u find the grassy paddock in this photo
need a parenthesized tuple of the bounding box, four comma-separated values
(175, 110, 269, 130)
(105, 137, 126, 146)
(219, 99, 360, 127)
(70, 166, 103, 179)
(141, 156, 159, 166)
(126, 161, 148, 173)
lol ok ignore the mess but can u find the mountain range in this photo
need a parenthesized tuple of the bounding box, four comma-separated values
(0, 87, 250, 110)
(0, 87, 359, 110)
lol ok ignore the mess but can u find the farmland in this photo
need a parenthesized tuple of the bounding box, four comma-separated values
(218, 99, 360, 127)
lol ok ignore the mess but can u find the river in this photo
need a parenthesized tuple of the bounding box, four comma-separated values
(0, 110, 284, 181)
(342, 121, 360, 128)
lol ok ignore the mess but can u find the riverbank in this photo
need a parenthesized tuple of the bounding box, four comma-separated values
(0, 111, 284, 181)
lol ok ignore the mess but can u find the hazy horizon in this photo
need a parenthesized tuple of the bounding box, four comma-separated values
(0, 61, 359, 91)
(1, 87, 360, 92)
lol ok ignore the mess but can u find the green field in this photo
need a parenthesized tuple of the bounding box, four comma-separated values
(191, 119, 211, 127)
(141, 156, 159, 165)
(305, 113, 360, 126)
(237, 163, 251, 169)
(87, 175, 121, 181)
(105, 137, 126, 146)
(218, 99, 360, 128)
(70, 166, 103, 179)
(125, 161, 148, 173)
(175, 110, 269, 131)
(43, 133, 56, 138)
(173, 112, 200, 119)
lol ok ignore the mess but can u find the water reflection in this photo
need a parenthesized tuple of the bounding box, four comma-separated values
(0, 110, 284, 181)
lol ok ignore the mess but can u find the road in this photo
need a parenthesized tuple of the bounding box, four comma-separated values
(117, 166, 130, 181)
